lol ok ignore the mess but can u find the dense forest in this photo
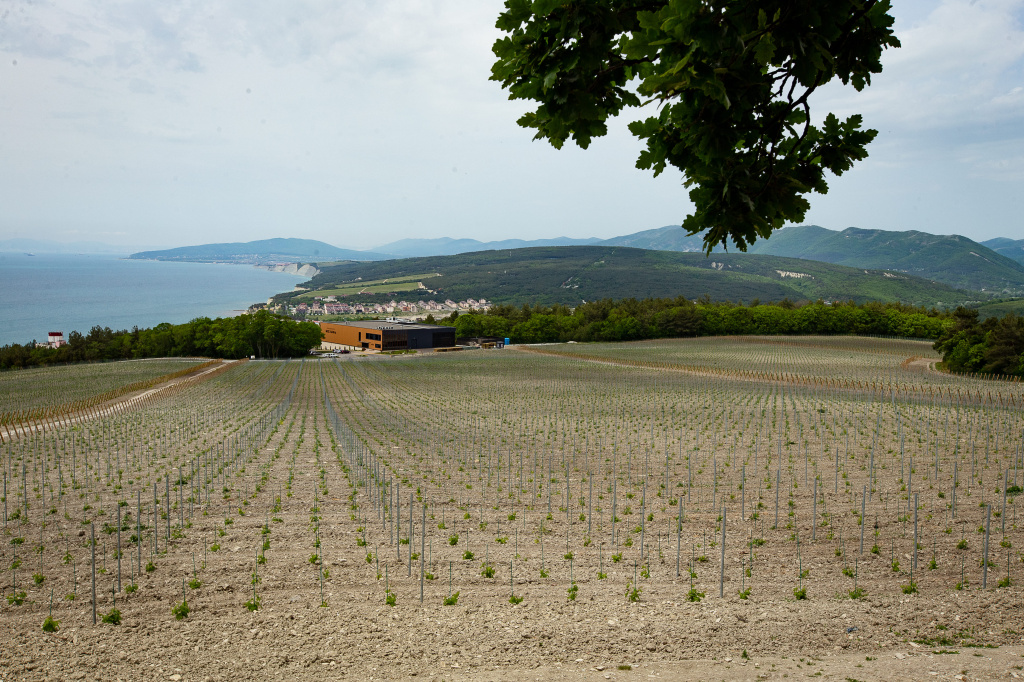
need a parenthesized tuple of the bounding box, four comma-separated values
(430, 297, 953, 345)
(0, 310, 321, 370)
(933, 308, 1024, 376)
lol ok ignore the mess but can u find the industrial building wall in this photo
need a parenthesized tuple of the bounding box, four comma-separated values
(319, 322, 380, 350)
(404, 328, 432, 349)
(431, 329, 456, 348)
(319, 321, 454, 351)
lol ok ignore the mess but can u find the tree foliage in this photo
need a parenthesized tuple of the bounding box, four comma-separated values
(0, 310, 322, 371)
(491, 0, 900, 252)
(933, 308, 1024, 376)
(442, 297, 950, 345)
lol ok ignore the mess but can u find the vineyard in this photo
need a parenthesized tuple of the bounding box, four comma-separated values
(1, 338, 1023, 679)
(0, 358, 213, 428)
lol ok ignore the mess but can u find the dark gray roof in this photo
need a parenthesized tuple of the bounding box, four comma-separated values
(320, 320, 452, 332)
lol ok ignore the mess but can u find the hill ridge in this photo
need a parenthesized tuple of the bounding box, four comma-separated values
(273, 244, 975, 309)
(127, 228, 1024, 297)
(130, 238, 389, 263)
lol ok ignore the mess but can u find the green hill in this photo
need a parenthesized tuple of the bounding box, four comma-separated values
(745, 227, 1024, 294)
(275, 245, 974, 308)
(601, 226, 707, 252)
(129, 238, 389, 263)
(609, 225, 1024, 295)
(976, 298, 1024, 320)
(982, 238, 1024, 266)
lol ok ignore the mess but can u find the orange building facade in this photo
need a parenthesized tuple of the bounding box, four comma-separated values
(318, 321, 456, 351)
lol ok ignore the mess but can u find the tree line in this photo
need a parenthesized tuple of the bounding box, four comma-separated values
(6, 297, 1021, 378)
(0, 310, 322, 371)
(933, 308, 1024, 377)
(431, 297, 952, 345)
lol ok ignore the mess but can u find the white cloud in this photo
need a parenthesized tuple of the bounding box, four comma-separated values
(819, 0, 1024, 131)
(0, 0, 1022, 247)
(798, 0, 1024, 238)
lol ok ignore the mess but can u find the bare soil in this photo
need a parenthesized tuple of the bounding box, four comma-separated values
(2, 349, 1022, 681)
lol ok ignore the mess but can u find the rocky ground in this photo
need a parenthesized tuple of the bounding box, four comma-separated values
(2, 351, 1023, 681)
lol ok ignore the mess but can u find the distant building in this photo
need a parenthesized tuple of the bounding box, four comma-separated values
(318, 320, 456, 351)
(36, 331, 66, 349)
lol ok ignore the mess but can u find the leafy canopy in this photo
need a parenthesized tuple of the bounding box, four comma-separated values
(491, 0, 900, 253)
(933, 308, 1024, 376)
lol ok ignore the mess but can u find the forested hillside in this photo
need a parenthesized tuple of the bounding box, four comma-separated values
(279, 246, 972, 308)
(607, 225, 1024, 295)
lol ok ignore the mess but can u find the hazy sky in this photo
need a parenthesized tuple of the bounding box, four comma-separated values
(1, 0, 1022, 251)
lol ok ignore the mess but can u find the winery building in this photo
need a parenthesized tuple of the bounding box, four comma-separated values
(318, 320, 456, 351)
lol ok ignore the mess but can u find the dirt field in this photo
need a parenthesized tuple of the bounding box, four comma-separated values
(1, 339, 1023, 680)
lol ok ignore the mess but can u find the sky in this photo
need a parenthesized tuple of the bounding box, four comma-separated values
(1, 0, 1022, 252)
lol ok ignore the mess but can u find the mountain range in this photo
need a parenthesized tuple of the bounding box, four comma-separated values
(129, 238, 390, 263)
(275, 245, 973, 309)
(371, 235, 602, 257)
(128, 225, 1024, 297)
(736, 226, 1024, 294)
(982, 237, 1024, 266)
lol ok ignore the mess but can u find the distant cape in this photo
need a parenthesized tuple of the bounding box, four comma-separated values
(129, 238, 389, 264)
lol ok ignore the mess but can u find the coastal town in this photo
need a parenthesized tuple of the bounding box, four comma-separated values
(267, 296, 490, 319)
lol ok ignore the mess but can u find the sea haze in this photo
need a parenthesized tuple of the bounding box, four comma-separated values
(0, 253, 306, 346)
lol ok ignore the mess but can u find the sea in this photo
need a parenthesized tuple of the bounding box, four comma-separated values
(0, 252, 307, 346)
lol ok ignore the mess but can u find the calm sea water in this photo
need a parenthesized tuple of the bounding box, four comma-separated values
(0, 252, 306, 346)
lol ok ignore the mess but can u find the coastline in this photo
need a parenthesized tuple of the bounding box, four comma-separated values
(124, 256, 322, 278)
(0, 253, 306, 345)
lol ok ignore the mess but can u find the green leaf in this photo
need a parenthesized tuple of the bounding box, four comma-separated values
(491, 0, 900, 252)
(542, 70, 558, 92)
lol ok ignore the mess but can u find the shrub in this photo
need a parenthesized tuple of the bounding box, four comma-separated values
(172, 599, 190, 620)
